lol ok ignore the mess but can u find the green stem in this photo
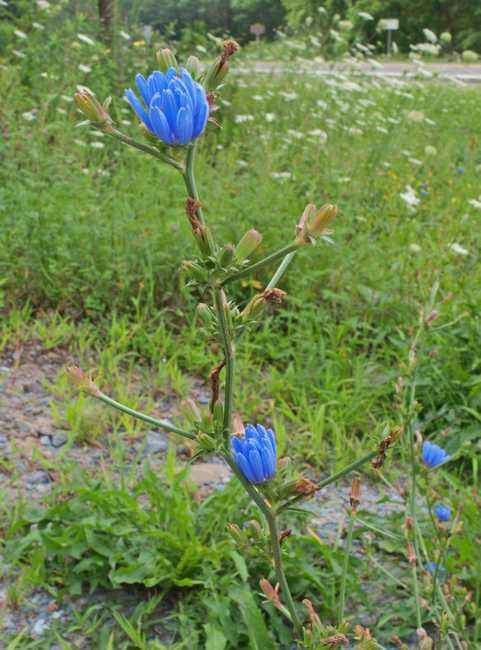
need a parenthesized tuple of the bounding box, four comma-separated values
(408, 417, 423, 629)
(96, 392, 195, 440)
(338, 509, 355, 624)
(214, 287, 235, 442)
(183, 144, 216, 254)
(221, 242, 300, 286)
(223, 454, 303, 637)
(264, 506, 303, 637)
(282, 450, 377, 510)
(107, 127, 184, 171)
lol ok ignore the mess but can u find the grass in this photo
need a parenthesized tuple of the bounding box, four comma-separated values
(1, 8, 481, 647)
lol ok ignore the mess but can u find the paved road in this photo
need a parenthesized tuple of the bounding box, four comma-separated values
(241, 60, 481, 84)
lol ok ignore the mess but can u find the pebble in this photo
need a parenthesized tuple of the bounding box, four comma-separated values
(40, 435, 52, 446)
(51, 431, 68, 448)
(0, 433, 7, 446)
(32, 618, 49, 636)
(145, 431, 168, 454)
(25, 470, 50, 485)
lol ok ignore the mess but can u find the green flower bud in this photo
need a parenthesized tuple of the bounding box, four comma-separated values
(156, 48, 179, 72)
(218, 243, 235, 268)
(74, 87, 112, 128)
(235, 229, 262, 262)
(185, 55, 202, 79)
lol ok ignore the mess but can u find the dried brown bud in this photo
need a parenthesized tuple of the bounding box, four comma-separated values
(204, 39, 240, 90)
(279, 529, 292, 545)
(66, 366, 101, 397)
(319, 633, 349, 647)
(260, 579, 282, 610)
(349, 477, 361, 510)
(407, 542, 416, 565)
(372, 426, 401, 470)
(294, 476, 318, 497)
(302, 599, 321, 630)
(241, 287, 287, 320)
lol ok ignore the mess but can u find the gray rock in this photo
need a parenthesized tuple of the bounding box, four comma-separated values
(40, 436, 52, 446)
(32, 618, 48, 636)
(0, 433, 7, 446)
(51, 431, 68, 448)
(198, 394, 209, 405)
(145, 431, 168, 454)
(25, 471, 50, 485)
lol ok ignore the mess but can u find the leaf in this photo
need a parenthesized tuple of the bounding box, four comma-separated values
(204, 623, 227, 650)
(229, 585, 276, 650)
(229, 550, 249, 582)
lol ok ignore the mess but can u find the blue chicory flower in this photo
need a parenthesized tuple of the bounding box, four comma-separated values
(434, 504, 451, 522)
(422, 441, 449, 468)
(125, 67, 209, 146)
(231, 424, 277, 484)
(426, 561, 447, 579)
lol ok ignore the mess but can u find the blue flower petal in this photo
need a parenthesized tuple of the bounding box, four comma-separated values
(162, 89, 178, 131)
(149, 107, 172, 144)
(235, 452, 255, 482)
(248, 447, 265, 482)
(135, 74, 151, 105)
(176, 106, 194, 145)
(125, 89, 151, 130)
(193, 95, 209, 137)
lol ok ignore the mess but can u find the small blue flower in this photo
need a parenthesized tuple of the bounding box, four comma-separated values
(422, 441, 449, 468)
(125, 67, 209, 146)
(426, 562, 447, 578)
(434, 504, 451, 522)
(456, 166, 465, 174)
(231, 424, 277, 484)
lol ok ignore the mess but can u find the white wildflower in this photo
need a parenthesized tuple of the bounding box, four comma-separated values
(468, 198, 481, 209)
(424, 145, 437, 156)
(279, 91, 298, 101)
(36, 0, 50, 8)
(358, 11, 373, 20)
(12, 49, 26, 59)
(423, 29, 437, 43)
(449, 243, 469, 257)
(265, 113, 275, 122)
(78, 63, 92, 73)
(234, 114, 254, 124)
(22, 110, 36, 122)
(14, 30, 27, 40)
(90, 141, 105, 149)
(32, 22, 44, 30)
(400, 185, 420, 208)
(119, 30, 131, 40)
(271, 172, 292, 180)
(77, 33, 95, 46)
(409, 244, 422, 253)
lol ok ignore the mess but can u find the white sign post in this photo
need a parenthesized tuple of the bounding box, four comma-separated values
(379, 18, 399, 56)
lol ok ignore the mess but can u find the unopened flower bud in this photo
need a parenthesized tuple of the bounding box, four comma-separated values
(218, 243, 235, 268)
(156, 48, 178, 73)
(296, 203, 337, 245)
(66, 366, 101, 397)
(185, 55, 202, 79)
(204, 39, 240, 90)
(235, 228, 262, 262)
(74, 87, 112, 128)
